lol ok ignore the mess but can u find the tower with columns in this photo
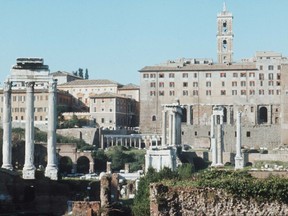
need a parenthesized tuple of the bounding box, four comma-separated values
(217, 2, 233, 64)
(1, 58, 58, 180)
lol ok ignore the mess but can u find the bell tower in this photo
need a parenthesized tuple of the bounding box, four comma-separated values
(217, 2, 233, 64)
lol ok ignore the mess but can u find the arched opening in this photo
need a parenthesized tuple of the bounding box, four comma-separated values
(59, 156, 73, 175)
(77, 156, 90, 174)
(152, 115, 156, 121)
(181, 107, 187, 123)
(259, 107, 268, 124)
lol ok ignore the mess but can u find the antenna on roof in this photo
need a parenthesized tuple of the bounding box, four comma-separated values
(223, 2, 226, 12)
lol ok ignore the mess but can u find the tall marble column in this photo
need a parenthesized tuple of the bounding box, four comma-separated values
(210, 115, 217, 166)
(162, 110, 167, 146)
(186, 105, 191, 125)
(23, 82, 36, 179)
(235, 112, 244, 170)
(2, 81, 13, 170)
(216, 124, 223, 166)
(45, 79, 58, 180)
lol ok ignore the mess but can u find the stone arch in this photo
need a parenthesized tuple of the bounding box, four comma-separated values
(152, 115, 156, 121)
(59, 156, 73, 175)
(259, 107, 268, 124)
(77, 156, 90, 174)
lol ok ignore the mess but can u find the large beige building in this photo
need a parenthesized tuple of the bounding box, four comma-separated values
(139, 5, 288, 151)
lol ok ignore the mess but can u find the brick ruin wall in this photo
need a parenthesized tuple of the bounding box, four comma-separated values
(150, 183, 288, 216)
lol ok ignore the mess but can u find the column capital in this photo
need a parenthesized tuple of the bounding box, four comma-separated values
(49, 79, 57, 92)
(3, 81, 12, 92)
(25, 82, 35, 91)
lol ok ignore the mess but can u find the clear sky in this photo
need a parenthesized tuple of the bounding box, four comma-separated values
(0, 0, 288, 85)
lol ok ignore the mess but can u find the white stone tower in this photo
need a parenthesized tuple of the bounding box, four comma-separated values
(217, 2, 233, 64)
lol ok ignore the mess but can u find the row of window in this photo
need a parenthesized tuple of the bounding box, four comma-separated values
(150, 80, 281, 88)
(143, 72, 281, 79)
(12, 115, 46, 121)
(11, 107, 48, 113)
(150, 89, 281, 96)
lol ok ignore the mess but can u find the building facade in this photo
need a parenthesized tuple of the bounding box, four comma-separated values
(139, 4, 288, 152)
(90, 92, 139, 130)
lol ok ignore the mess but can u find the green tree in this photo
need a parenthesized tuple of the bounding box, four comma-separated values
(85, 68, 89, 79)
(78, 68, 83, 78)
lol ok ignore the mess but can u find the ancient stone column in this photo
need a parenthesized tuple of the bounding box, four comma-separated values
(162, 110, 167, 146)
(2, 81, 13, 170)
(89, 161, 94, 173)
(235, 112, 244, 170)
(45, 79, 58, 180)
(23, 82, 36, 179)
(216, 124, 223, 166)
(138, 138, 141, 149)
(186, 105, 191, 125)
(210, 115, 217, 166)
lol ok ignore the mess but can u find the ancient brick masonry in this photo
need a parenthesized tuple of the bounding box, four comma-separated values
(150, 183, 288, 216)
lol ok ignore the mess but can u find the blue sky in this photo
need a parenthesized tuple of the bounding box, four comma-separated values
(0, 1, 288, 85)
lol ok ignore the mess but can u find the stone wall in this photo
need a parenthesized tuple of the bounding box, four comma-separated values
(150, 183, 288, 216)
(57, 128, 98, 146)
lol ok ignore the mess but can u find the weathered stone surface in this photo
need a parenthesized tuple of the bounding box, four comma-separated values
(72, 201, 101, 216)
(150, 183, 288, 216)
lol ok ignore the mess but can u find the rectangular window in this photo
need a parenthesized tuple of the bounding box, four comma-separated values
(259, 89, 264, 95)
(249, 81, 255, 86)
(222, 81, 225, 87)
(169, 82, 175, 87)
(101, 118, 105, 123)
(268, 73, 273, 80)
(220, 72, 226, 78)
(250, 90, 255, 95)
(240, 73, 246, 77)
(193, 90, 198, 96)
(259, 73, 264, 80)
(206, 90, 211, 96)
(193, 82, 198, 87)
(249, 72, 255, 77)
(206, 73, 211, 78)
(276, 81, 281, 86)
(268, 65, 274, 70)
(182, 73, 188, 78)
(269, 90, 274, 95)
(194, 73, 197, 78)
(233, 73, 238, 78)
(159, 82, 164, 87)
(159, 73, 164, 78)
(246, 131, 251, 137)
(169, 73, 175, 78)
(277, 73, 281, 79)
(150, 91, 156, 96)
(241, 90, 246, 95)
(150, 82, 156, 87)
(143, 74, 149, 78)
(259, 65, 263, 70)
(221, 90, 226, 95)
(183, 82, 188, 87)
(183, 90, 189, 96)
(232, 81, 237, 87)
(276, 90, 280, 95)
(241, 81, 246, 87)
(169, 91, 175, 96)
(206, 81, 211, 87)
(232, 90, 237, 95)
(159, 91, 165, 96)
(278, 65, 281, 70)
(268, 81, 274, 86)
